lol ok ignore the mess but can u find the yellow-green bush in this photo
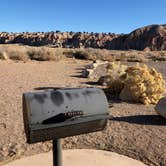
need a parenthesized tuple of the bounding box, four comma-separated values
(104, 62, 127, 94)
(120, 64, 165, 104)
(102, 62, 165, 104)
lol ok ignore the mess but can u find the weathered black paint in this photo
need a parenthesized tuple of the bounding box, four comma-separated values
(65, 92, 72, 100)
(51, 91, 64, 106)
(74, 93, 79, 98)
(34, 94, 47, 104)
(65, 92, 80, 100)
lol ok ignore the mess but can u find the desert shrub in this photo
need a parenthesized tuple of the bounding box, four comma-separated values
(148, 52, 166, 61)
(27, 47, 64, 61)
(69, 48, 113, 61)
(150, 56, 166, 61)
(8, 50, 29, 61)
(0, 44, 29, 61)
(97, 62, 165, 104)
(55, 48, 65, 61)
(126, 54, 146, 62)
(63, 49, 76, 58)
(120, 64, 165, 104)
(105, 62, 127, 94)
(0, 44, 65, 62)
(63, 48, 149, 62)
(144, 51, 166, 61)
(72, 50, 90, 60)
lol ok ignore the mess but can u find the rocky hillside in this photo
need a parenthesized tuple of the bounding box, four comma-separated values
(0, 31, 117, 48)
(0, 24, 166, 50)
(107, 24, 166, 51)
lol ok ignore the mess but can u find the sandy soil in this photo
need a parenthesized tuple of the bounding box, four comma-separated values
(6, 149, 146, 166)
(0, 59, 166, 166)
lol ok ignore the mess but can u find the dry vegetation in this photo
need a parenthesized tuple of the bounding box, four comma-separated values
(84, 61, 166, 105)
(64, 48, 166, 62)
(0, 44, 65, 62)
(0, 44, 166, 62)
(119, 64, 166, 104)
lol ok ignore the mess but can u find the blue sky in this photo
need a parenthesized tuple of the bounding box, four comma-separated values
(0, 0, 165, 34)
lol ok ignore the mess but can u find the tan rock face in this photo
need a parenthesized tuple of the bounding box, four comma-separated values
(0, 24, 165, 50)
(107, 24, 166, 50)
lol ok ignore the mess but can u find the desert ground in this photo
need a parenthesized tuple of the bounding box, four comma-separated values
(0, 50, 166, 166)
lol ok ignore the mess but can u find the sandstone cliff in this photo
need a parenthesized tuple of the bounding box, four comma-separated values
(0, 24, 166, 50)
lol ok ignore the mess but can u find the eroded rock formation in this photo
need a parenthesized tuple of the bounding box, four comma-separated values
(107, 24, 166, 51)
(0, 24, 166, 50)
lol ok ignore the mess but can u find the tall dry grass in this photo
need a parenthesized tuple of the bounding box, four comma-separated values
(65, 48, 166, 62)
(0, 44, 65, 62)
(0, 44, 166, 62)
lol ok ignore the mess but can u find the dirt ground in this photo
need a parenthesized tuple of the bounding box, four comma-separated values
(0, 59, 166, 166)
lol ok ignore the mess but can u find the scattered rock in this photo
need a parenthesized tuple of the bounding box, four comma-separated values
(0, 52, 8, 60)
(155, 97, 166, 119)
(8, 144, 17, 157)
(82, 60, 109, 79)
(0, 153, 3, 161)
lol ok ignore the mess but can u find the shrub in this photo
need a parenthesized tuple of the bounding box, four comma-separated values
(27, 47, 64, 61)
(105, 62, 127, 94)
(0, 44, 65, 62)
(120, 64, 166, 104)
(8, 50, 29, 61)
(98, 62, 165, 104)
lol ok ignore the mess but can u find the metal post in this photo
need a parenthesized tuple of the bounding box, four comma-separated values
(53, 139, 62, 166)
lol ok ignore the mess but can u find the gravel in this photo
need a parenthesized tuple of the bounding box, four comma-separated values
(0, 59, 166, 166)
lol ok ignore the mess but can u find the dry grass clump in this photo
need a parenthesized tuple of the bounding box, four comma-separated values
(8, 50, 29, 61)
(1, 44, 166, 62)
(98, 62, 165, 104)
(27, 47, 64, 61)
(0, 44, 65, 61)
(0, 45, 29, 61)
(149, 52, 166, 61)
(67, 49, 166, 63)
(65, 48, 148, 62)
(120, 64, 165, 104)
(64, 48, 114, 61)
(102, 62, 127, 94)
